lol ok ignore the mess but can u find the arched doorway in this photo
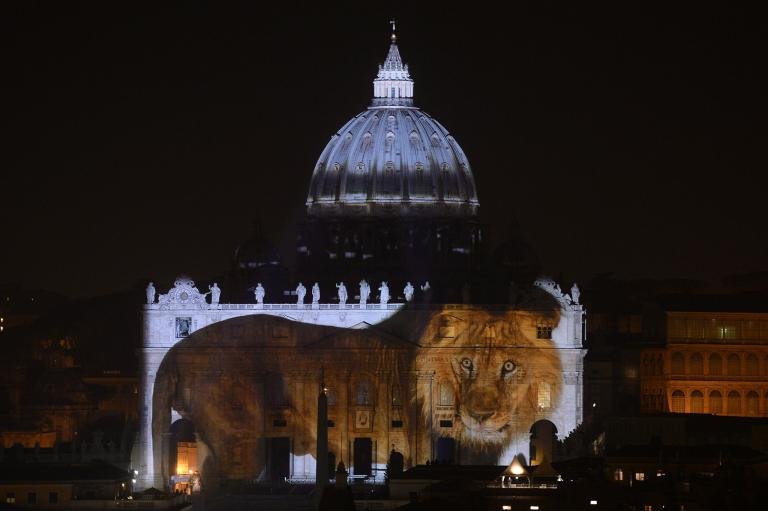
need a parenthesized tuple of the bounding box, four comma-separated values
(529, 420, 558, 466)
(168, 419, 199, 494)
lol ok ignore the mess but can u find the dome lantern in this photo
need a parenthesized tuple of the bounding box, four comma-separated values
(372, 24, 414, 107)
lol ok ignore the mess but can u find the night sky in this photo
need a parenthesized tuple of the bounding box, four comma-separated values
(2, 4, 766, 298)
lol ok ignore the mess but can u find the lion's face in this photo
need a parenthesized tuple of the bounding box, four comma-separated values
(414, 309, 562, 449)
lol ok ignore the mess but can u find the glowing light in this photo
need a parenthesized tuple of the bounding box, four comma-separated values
(590, 500, 598, 505)
(502, 507, 511, 511)
(530, 506, 540, 510)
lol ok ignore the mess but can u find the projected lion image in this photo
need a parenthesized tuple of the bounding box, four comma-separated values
(413, 309, 562, 461)
(152, 297, 564, 484)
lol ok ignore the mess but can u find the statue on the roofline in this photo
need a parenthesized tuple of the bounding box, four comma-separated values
(296, 282, 306, 305)
(254, 283, 265, 305)
(146, 282, 156, 305)
(379, 282, 390, 305)
(359, 280, 370, 306)
(404, 282, 414, 302)
(336, 282, 348, 306)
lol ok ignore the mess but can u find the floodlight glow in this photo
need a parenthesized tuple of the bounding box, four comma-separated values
(590, 500, 598, 505)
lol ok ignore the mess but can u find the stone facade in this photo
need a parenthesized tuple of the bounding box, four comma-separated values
(133, 278, 585, 490)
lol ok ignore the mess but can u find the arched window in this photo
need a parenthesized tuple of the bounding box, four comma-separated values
(727, 391, 741, 415)
(356, 380, 373, 406)
(709, 390, 723, 414)
(671, 390, 685, 413)
(727, 354, 741, 376)
(689, 353, 704, 375)
(746, 391, 759, 416)
(671, 353, 685, 375)
(438, 383, 454, 407)
(746, 354, 759, 376)
(691, 390, 704, 413)
(709, 354, 723, 375)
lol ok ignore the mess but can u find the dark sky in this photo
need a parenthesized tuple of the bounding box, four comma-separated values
(2, 4, 766, 298)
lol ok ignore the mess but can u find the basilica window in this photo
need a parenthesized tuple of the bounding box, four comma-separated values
(391, 385, 402, 408)
(671, 353, 685, 375)
(356, 380, 373, 406)
(538, 382, 552, 410)
(727, 354, 741, 376)
(267, 378, 288, 408)
(727, 391, 741, 415)
(438, 382, 454, 407)
(709, 390, 723, 414)
(709, 354, 723, 376)
(326, 387, 337, 406)
(746, 391, 759, 416)
(690, 390, 704, 413)
(670, 390, 685, 413)
(536, 325, 553, 340)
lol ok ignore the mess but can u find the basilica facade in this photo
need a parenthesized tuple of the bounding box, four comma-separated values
(133, 31, 586, 491)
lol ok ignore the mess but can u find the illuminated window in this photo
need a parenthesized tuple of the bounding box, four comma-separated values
(536, 325, 553, 340)
(644, 506, 653, 511)
(439, 383, 454, 406)
(613, 468, 624, 481)
(691, 390, 704, 413)
(635, 472, 645, 481)
(671, 390, 685, 413)
(709, 354, 723, 375)
(746, 391, 759, 416)
(356, 380, 373, 406)
(671, 352, 685, 375)
(538, 382, 552, 409)
(727, 391, 741, 415)
(709, 390, 723, 414)
(5, 493, 15, 504)
(391, 385, 402, 407)
(689, 353, 704, 375)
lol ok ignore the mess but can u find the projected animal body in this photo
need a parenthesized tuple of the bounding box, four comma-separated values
(153, 301, 564, 484)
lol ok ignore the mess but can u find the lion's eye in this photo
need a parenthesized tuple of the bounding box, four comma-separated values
(460, 358, 473, 372)
(502, 360, 516, 374)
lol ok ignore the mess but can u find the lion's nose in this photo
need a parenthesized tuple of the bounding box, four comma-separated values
(466, 388, 499, 423)
(469, 410, 495, 423)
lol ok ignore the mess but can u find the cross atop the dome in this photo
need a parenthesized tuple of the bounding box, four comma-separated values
(390, 18, 397, 42)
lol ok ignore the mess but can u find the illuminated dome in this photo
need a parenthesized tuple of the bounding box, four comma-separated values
(306, 34, 479, 218)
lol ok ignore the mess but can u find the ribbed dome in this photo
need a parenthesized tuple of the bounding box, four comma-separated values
(305, 36, 479, 218)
